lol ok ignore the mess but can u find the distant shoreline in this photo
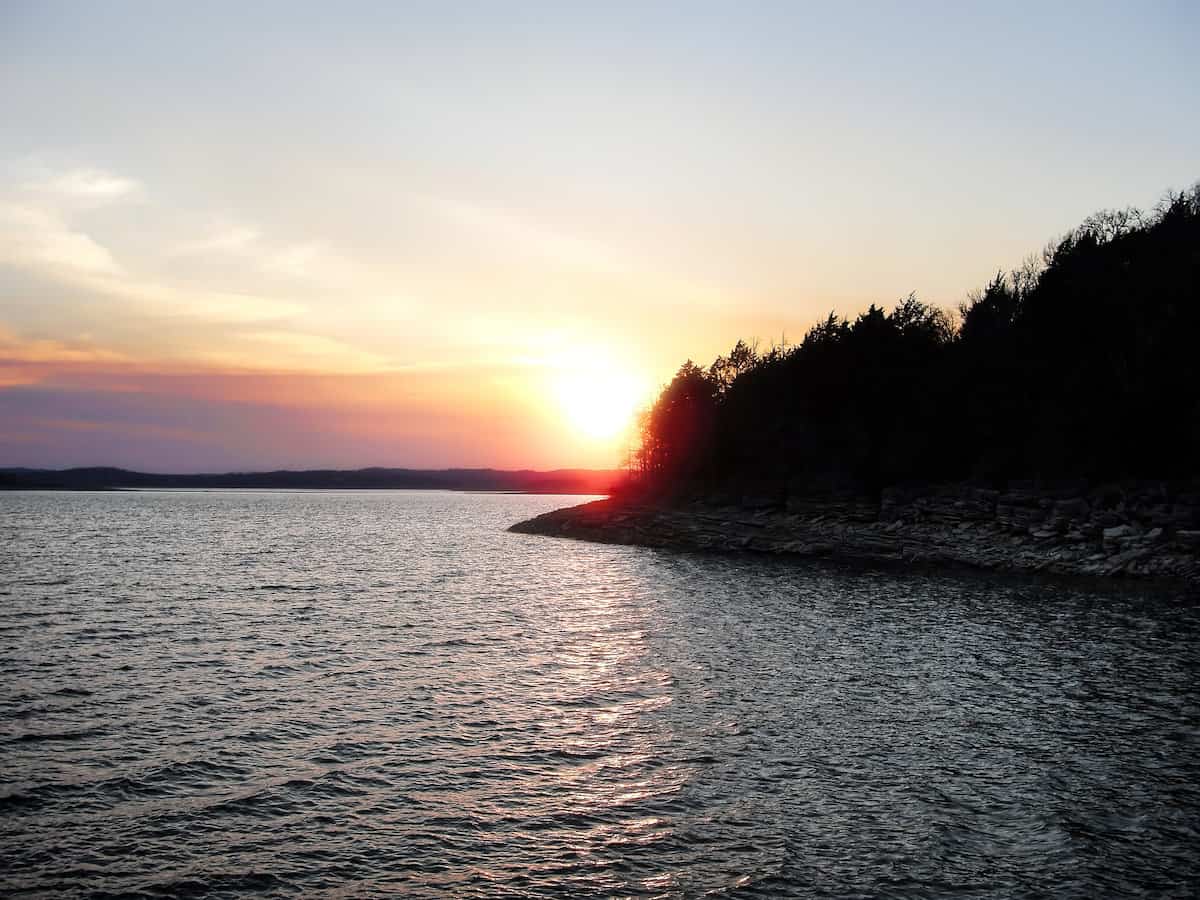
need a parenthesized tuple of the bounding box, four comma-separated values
(0, 466, 620, 495)
(4, 487, 608, 495)
(510, 487, 1200, 591)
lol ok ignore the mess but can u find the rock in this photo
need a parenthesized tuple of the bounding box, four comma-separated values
(1050, 497, 1090, 529)
(1104, 546, 1154, 576)
(1171, 507, 1200, 528)
(996, 491, 1047, 532)
(1171, 494, 1200, 528)
(1138, 504, 1173, 527)
(508, 489, 1199, 587)
(879, 484, 922, 519)
(849, 538, 902, 557)
(741, 495, 781, 511)
(1175, 530, 1200, 550)
(1103, 524, 1137, 541)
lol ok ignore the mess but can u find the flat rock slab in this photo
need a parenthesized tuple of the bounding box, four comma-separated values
(510, 498, 1199, 588)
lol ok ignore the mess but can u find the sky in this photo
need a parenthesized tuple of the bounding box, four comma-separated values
(2, 1, 1197, 471)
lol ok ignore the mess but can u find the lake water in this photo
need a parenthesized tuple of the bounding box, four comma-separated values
(2, 490, 1198, 898)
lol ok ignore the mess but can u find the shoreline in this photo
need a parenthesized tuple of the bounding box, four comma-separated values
(0, 486, 606, 495)
(510, 490, 1200, 591)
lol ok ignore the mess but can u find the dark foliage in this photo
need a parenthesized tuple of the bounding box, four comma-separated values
(628, 185, 1200, 498)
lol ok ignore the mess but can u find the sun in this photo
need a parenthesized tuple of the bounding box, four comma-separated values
(554, 371, 645, 441)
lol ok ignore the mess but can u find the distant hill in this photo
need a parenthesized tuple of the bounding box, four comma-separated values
(0, 467, 621, 494)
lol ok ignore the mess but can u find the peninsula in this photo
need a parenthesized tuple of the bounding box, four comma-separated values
(513, 186, 1200, 587)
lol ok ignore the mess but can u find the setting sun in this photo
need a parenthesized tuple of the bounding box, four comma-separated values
(554, 371, 645, 441)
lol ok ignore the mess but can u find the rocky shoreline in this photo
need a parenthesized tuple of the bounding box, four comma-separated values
(510, 483, 1200, 589)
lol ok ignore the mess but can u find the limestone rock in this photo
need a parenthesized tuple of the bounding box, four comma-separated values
(508, 484, 1199, 589)
(1103, 524, 1137, 541)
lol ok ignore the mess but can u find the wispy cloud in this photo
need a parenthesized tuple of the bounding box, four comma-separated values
(0, 326, 133, 388)
(0, 326, 129, 365)
(191, 329, 394, 374)
(3, 159, 145, 208)
(0, 203, 123, 276)
(430, 197, 632, 274)
(0, 203, 301, 323)
(105, 277, 305, 323)
(0, 165, 517, 381)
(169, 222, 394, 302)
(36, 168, 142, 204)
(169, 224, 262, 257)
(0, 166, 305, 326)
(259, 240, 362, 283)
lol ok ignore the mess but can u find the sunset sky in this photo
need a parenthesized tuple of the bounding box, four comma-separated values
(2, 2, 1197, 471)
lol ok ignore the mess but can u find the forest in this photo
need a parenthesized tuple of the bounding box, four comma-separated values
(627, 185, 1200, 501)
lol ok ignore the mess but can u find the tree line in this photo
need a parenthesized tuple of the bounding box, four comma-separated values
(626, 184, 1200, 500)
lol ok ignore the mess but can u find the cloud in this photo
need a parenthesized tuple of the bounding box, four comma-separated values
(38, 168, 142, 203)
(0, 161, 423, 377)
(0, 204, 302, 322)
(0, 326, 129, 365)
(261, 241, 332, 278)
(169, 224, 262, 257)
(3, 160, 144, 208)
(165, 214, 381, 288)
(107, 276, 305, 323)
(192, 329, 394, 374)
(0, 203, 123, 276)
(0, 327, 133, 388)
(430, 197, 632, 274)
(258, 239, 393, 296)
(169, 222, 397, 307)
(0, 166, 305, 326)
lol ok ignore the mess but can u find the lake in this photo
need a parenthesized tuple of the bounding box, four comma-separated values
(2, 490, 1198, 897)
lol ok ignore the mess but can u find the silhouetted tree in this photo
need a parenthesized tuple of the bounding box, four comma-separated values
(628, 182, 1200, 500)
(633, 361, 717, 485)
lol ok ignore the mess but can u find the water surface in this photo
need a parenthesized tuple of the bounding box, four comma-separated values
(2, 490, 1198, 897)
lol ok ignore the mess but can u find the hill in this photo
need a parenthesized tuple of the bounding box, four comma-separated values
(0, 467, 620, 494)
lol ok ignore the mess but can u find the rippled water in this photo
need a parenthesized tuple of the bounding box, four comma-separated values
(2, 490, 1199, 898)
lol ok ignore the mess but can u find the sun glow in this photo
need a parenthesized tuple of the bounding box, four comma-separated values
(554, 370, 646, 441)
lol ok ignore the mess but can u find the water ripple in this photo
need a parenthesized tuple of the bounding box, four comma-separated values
(1, 489, 1198, 898)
